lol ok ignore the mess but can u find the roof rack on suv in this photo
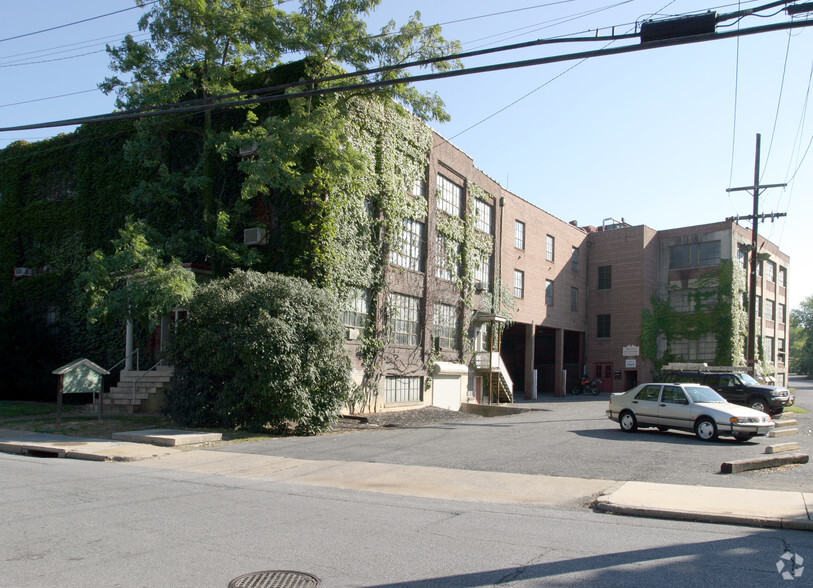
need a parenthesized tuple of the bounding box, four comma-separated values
(662, 363, 747, 373)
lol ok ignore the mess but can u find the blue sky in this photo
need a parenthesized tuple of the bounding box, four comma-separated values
(2, 1, 811, 309)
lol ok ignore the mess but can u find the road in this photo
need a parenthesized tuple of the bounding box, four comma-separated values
(1, 376, 810, 587)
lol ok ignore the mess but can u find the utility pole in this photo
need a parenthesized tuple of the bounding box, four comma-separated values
(726, 133, 787, 375)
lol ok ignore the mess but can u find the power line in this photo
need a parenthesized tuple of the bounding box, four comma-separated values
(4, 16, 812, 135)
(0, 2, 158, 44)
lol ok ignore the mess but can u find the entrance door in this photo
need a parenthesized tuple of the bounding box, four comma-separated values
(594, 363, 613, 393)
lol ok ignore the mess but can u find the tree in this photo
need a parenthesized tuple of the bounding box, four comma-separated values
(100, 0, 461, 274)
(79, 218, 197, 336)
(790, 295, 813, 375)
(165, 270, 350, 433)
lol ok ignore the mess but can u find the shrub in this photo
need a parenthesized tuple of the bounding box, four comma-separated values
(166, 270, 350, 434)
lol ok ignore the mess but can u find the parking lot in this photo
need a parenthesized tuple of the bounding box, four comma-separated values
(218, 376, 812, 493)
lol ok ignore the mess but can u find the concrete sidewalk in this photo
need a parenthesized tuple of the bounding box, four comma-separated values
(1, 428, 811, 530)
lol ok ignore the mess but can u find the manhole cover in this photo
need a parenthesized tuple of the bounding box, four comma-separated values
(228, 570, 320, 587)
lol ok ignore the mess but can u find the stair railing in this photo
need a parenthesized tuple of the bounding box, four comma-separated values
(132, 358, 165, 405)
(106, 348, 140, 373)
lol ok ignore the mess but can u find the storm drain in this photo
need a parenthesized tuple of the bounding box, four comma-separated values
(228, 570, 320, 587)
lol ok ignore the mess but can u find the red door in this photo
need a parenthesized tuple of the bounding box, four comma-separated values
(594, 363, 613, 393)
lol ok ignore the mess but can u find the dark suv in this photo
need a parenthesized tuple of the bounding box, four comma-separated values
(660, 370, 794, 416)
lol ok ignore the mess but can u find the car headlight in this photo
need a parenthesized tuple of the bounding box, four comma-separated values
(770, 390, 788, 397)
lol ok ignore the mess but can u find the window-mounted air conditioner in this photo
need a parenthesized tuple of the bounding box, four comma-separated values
(238, 142, 258, 157)
(346, 327, 360, 341)
(13, 267, 33, 278)
(244, 227, 267, 246)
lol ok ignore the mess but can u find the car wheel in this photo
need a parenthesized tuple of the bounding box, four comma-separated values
(747, 397, 770, 414)
(619, 411, 638, 432)
(734, 433, 755, 442)
(694, 417, 718, 441)
(657, 426, 669, 433)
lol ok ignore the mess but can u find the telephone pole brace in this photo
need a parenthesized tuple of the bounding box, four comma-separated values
(726, 133, 787, 376)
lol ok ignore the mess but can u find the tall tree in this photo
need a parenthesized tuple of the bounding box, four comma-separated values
(790, 295, 813, 375)
(100, 0, 460, 275)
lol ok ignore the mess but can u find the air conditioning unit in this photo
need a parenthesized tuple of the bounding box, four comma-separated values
(474, 281, 486, 292)
(238, 142, 258, 157)
(13, 267, 33, 278)
(244, 227, 267, 246)
(346, 327, 360, 341)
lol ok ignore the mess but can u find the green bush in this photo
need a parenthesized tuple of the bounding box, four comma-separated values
(166, 270, 351, 434)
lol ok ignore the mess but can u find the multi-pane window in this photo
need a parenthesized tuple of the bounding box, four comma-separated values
(390, 219, 425, 272)
(669, 289, 715, 312)
(473, 254, 492, 289)
(515, 220, 525, 250)
(389, 293, 421, 346)
(385, 376, 422, 404)
(435, 233, 460, 281)
(546, 235, 555, 262)
(598, 265, 612, 290)
(436, 174, 463, 217)
(412, 173, 427, 197)
(738, 248, 748, 269)
(513, 269, 524, 299)
(571, 287, 578, 312)
(571, 246, 579, 272)
(756, 295, 762, 318)
(545, 279, 554, 306)
(474, 198, 494, 235)
(766, 260, 776, 283)
(597, 314, 611, 339)
(778, 303, 786, 324)
(767, 299, 776, 322)
(766, 336, 776, 362)
(433, 303, 459, 350)
(671, 334, 716, 363)
(778, 338, 786, 362)
(342, 288, 369, 328)
(779, 267, 787, 288)
(669, 241, 721, 269)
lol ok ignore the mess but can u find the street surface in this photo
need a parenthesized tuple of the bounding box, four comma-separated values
(1, 376, 811, 587)
(212, 376, 813, 492)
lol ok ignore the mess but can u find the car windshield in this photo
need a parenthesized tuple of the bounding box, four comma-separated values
(738, 373, 760, 386)
(685, 385, 726, 403)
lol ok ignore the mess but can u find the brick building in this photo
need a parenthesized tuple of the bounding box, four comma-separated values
(361, 134, 792, 411)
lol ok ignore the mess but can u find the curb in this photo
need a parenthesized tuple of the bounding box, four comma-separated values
(594, 500, 813, 531)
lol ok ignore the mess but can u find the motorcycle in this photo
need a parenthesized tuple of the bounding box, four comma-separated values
(571, 375, 602, 396)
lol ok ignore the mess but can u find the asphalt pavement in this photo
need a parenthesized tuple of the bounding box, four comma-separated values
(1, 376, 811, 531)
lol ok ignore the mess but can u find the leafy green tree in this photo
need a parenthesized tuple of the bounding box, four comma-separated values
(165, 270, 350, 433)
(790, 295, 813, 374)
(101, 0, 460, 275)
(79, 218, 197, 334)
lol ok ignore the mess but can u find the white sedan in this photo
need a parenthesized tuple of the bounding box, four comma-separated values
(606, 383, 774, 441)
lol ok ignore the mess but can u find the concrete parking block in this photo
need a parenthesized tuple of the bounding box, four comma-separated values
(721, 453, 809, 473)
(765, 442, 801, 454)
(768, 427, 799, 437)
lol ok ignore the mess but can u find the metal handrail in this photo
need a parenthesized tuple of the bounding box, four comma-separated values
(106, 348, 140, 373)
(132, 358, 165, 405)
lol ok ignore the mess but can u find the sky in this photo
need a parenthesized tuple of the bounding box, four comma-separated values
(1, 1, 812, 309)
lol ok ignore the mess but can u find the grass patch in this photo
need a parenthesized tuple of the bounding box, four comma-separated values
(783, 404, 808, 414)
(0, 407, 279, 442)
(0, 401, 82, 418)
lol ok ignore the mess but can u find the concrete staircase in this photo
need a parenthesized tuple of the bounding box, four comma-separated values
(88, 365, 174, 414)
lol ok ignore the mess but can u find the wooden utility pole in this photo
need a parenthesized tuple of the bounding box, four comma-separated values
(726, 134, 787, 375)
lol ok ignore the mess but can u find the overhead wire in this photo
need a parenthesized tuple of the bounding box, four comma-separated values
(0, 1, 159, 44)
